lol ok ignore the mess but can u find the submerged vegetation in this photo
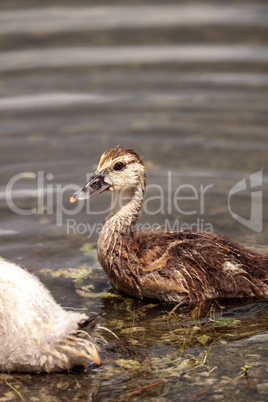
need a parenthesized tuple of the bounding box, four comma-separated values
(27, 265, 268, 400)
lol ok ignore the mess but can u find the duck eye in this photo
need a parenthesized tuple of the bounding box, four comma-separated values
(114, 162, 125, 171)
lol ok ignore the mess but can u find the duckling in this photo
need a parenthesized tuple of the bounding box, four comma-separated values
(71, 146, 268, 304)
(0, 257, 101, 372)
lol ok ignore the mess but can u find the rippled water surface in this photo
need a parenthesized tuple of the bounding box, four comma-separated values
(0, 1, 268, 400)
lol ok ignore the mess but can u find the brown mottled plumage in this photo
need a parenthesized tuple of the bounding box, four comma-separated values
(71, 146, 268, 303)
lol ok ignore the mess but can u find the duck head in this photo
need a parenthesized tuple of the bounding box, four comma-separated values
(70, 145, 145, 203)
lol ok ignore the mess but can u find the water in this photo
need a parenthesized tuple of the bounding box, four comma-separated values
(0, 1, 268, 400)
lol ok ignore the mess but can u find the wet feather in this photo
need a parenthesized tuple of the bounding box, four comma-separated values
(72, 146, 268, 303)
(0, 258, 101, 372)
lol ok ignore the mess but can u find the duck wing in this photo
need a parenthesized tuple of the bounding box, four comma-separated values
(135, 229, 268, 302)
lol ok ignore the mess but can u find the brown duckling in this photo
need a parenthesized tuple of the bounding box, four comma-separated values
(0, 258, 101, 372)
(71, 146, 268, 303)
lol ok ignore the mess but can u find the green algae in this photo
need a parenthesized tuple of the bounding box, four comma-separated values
(79, 242, 98, 263)
(39, 267, 93, 280)
(116, 359, 141, 369)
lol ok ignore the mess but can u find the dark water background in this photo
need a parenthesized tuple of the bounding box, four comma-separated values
(0, 1, 268, 400)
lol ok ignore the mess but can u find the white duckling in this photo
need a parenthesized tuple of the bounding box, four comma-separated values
(0, 257, 100, 373)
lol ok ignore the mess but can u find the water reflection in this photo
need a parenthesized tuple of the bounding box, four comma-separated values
(0, 0, 268, 400)
(1, 45, 268, 72)
(1, 5, 267, 36)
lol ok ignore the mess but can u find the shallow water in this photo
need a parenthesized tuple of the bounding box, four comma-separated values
(0, 1, 268, 400)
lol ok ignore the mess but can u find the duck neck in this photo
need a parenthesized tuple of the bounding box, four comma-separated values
(97, 174, 145, 271)
(105, 181, 145, 232)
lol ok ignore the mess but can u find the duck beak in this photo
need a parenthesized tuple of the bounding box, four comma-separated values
(70, 171, 109, 203)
